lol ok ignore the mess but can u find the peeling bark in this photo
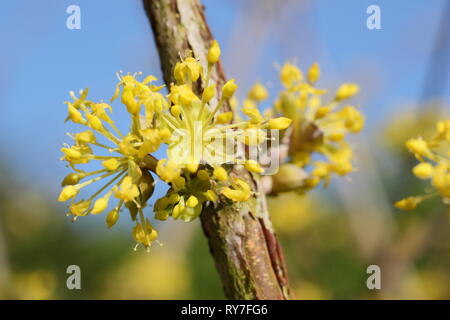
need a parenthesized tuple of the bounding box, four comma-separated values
(143, 0, 293, 299)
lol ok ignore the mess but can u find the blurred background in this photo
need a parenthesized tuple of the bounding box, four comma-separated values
(0, 0, 448, 299)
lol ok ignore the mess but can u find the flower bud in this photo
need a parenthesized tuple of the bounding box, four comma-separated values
(186, 163, 199, 173)
(280, 63, 303, 88)
(202, 85, 216, 102)
(248, 82, 268, 102)
(102, 158, 120, 171)
(222, 79, 237, 100)
(215, 112, 233, 124)
(244, 160, 263, 173)
(307, 63, 320, 84)
(186, 195, 199, 208)
(155, 210, 169, 221)
(86, 113, 104, 131)
(61, 173, 85, 186)
(268, 117, 292, 130)
(394, 197, 420, 210)
(67, 103, 84, 123)
(412, 162, 434, 179)
(203, 190, 217, 202)
(170, 104, 181, 117)
(197, 170, 209, 181)
(58, 185, 78, 202)
(61, 147, 82, 159)
(213, 166, 228, 181)
(91, 197, 109, 214)
(335, 83, 359, 101)
(207, 40, 221, 64)
(405, 138, 430, 157)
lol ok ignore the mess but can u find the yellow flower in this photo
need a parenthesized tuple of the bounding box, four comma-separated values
(75, 130, 96, 144)
(156, 159, 180, 183)
(213, 167, 228, 181)
(412, 162, 434, 179)
(280, 63, 303, 88)
(395, 197, 420, 210)
(268, 117, 292, 130)
(244, 160, 263, 173)
(133, 220, 158, 249)
(91, 197, 109, 214)
(102, 158, 120, 171)
(197, 170, 209, 181)
(203, 190, 217, 202)
(395, 119, 450, 209)
(222, 79, 238, 100)
(115, 176, 140, 202)
(69, 200, 91, 217)
(186, 195, 199, 208)
(307, 63, 320, 84)
(248, 82, 268, 102)
(272, 62, 364, 190)
(106, 208, 119, 228)
(215, 112, 233, 124)
(222, 178, 251, 201)
(58, 40, 294, 249)
(67, 102, 85, 124)
(335, 83, 359, 101)
(202, 85, 216, 102)
(207, 40, 221, 64)
(58, 186, 78, 202)
(406, 138, 433, 159)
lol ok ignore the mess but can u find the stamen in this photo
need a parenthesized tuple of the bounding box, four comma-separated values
(89, 169, 127, 200)
(76, 170, 119, 189)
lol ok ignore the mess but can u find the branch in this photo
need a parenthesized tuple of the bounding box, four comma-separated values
(143, 0, 293, 299)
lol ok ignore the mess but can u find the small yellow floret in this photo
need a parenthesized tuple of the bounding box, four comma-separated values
(395, 197, 420, 210)
(268, 117, 292, 130)
(207, 40, 221, 64)
(412, 162, 434, 179)
(102, 158, 120, 171)
(222, 79, 238, 100)
(91, 197, 109, 214)
(58, 185, 78, 202)
(244, 160, 263, 173)
(213, 166, 228, 181)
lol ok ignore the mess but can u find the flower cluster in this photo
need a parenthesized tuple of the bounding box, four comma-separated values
(58, 41, 292, 250)
(395, 120, 450, 210)
(267, 62, 364, 192)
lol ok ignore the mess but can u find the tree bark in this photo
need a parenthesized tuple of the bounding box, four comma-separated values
(143, 0, 293, 299)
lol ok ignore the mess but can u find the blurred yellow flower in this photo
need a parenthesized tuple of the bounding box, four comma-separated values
(293, 281, 329, 300)
(267, 192, 317, 235)
(101, 252, 191, 299)
(273, 62, 364, 190)
(383, 102, 449, 154)
(395, 119, 450, 210)
(10, 270, 56, 300)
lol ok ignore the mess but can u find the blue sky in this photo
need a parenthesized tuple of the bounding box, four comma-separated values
(0, 1, 448, 228)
